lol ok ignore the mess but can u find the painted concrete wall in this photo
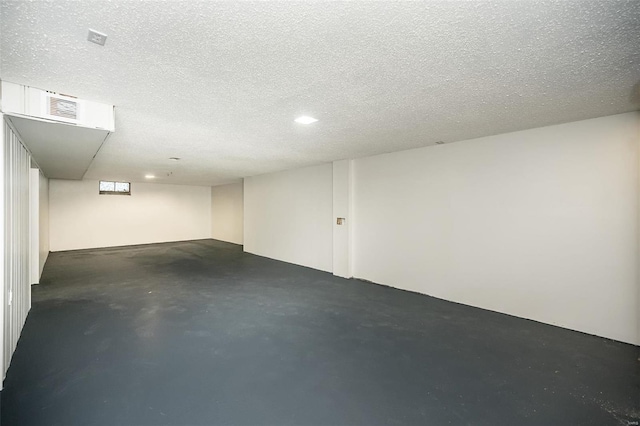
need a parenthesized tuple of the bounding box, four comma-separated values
(332, 160, 353, 278)
(211, 182, 244, 245)
(38, 171, 49, 276)
(49, 179, 211, 251)
(244, 164, 333, 272)
(353, 112, 640, 345)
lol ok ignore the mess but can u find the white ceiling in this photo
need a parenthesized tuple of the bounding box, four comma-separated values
(1, 1, 639, 186)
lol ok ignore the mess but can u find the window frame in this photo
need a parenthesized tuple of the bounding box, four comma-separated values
(99, 180, 131, 195)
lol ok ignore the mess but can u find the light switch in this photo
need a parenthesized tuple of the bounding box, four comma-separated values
(337, 218, 345, 225)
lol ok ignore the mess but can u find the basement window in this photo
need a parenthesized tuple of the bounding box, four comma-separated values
(99, 180, 131, 195)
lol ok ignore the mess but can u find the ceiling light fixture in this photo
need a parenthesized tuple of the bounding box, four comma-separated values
(145, 174, 155, 179)
(294, 116, 318, 124)
(169, 157, 181, 161)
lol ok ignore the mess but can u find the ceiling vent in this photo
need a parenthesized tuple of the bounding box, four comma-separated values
(43, 92, 82, 123)
(1, 80, 114, 131)
(87, 29, 107, 46)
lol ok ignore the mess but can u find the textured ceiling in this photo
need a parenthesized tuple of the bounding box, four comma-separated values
(1, 1, 639, 186)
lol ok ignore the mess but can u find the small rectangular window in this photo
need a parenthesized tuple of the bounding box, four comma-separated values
(114, 182, 130, 193)
(99, 180, 130, 195)
(99, 181, 115, 192)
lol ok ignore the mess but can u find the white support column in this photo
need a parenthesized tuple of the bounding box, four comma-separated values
(332, 159, 353, 278)
(29, 168, 39, 288)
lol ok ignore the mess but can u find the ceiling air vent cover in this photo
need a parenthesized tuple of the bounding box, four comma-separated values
(43, 92, 83, 123)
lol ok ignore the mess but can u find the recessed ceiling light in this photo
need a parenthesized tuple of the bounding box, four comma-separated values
(294, 116, 318, 124)
(145, 174, 155, 179)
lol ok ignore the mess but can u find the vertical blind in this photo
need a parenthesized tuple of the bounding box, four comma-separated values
(2, 117, 31, 377)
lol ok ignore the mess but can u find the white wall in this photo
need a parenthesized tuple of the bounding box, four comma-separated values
(332, 160, 353, 278)
(39, 171, 49, 275)
(353, 112, 640, 345)
(28, 168, 50, 283)
(244, 164, 333, 272)
(49, 179, 211, 251)
(211, 182, 244, 245)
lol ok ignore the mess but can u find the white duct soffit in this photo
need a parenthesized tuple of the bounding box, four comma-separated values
(4, 115, 111, 180)
(1, 80, 115, 180)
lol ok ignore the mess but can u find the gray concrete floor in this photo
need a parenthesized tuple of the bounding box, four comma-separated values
(1, 239, 639, 425)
